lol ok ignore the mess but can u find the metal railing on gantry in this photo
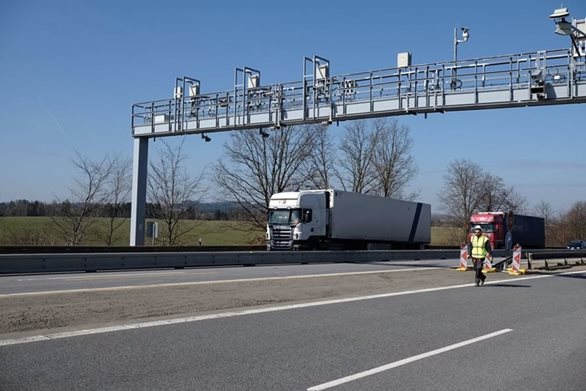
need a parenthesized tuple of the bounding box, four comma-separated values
(132, 48, 586, 138)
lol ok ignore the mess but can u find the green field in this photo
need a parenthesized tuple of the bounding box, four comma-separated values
(0, 217, 265, 246)
(431, 226, 466, 247)
(0, 217, 463, 247)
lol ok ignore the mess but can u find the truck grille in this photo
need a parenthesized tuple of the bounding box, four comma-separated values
(271, 226, 292, 249)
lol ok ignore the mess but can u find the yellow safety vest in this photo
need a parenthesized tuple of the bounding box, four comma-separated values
(471, 235, 489, 258)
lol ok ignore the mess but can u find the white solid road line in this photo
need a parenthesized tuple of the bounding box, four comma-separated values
(1, 267, 441, 298)
(17, 271, 204, 281)
(0, 270, 583, 347)
(0, 279, 475, 347)
(306, 329, 514, 390)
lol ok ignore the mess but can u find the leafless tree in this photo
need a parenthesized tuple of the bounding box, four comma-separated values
(565, 201, 586, 241)
(478, 174, 526, 212)
(302, 125, 337, 189)
(438, 159, 485, 243)
(51, 151, 114, 245)
(214, 125, 317, 228)
(336, 120, 378, 194)
(546, 201, 586, 246)
(439, 159, 529, 243)
(477, 175, 507, 211)
(148, 139, 206, 245)
(533, 200, 554, 221)
(533, 200, 556, 246)
(99, 155, 132, 246)
(371, 118, 418, 199)
(501, 189, 528, 214)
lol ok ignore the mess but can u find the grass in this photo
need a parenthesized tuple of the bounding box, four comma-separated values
(0, 217, 266, 246)
(0, 217, 464, 247)
(431, 226, 465, 247)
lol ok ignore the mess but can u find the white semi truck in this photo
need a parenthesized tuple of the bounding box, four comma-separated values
(266, 189, 431, 250)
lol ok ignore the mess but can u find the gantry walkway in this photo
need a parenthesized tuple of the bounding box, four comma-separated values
(132, 48, 586, 138)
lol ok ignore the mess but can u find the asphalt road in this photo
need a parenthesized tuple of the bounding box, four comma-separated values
(1, 265, 585, 390)
(0, 259, 454, 295)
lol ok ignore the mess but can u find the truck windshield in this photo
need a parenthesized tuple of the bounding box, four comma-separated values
(268, 209, 301, 225)
(469, 223, 495, 233)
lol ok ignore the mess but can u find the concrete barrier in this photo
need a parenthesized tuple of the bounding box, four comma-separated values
(0, 250, 462, 274)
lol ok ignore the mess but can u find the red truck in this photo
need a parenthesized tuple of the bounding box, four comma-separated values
(468, 212, 545, 249)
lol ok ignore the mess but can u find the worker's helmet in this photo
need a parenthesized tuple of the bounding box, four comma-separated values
(473, 225, 482, 232)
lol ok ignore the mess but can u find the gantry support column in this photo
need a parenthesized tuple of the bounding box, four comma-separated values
(130, 137, 149, 246)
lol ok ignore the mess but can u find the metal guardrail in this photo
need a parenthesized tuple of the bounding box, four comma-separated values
(0, 250, 462, 274)
(527, 250, 586, 270)
(0, 245, 265, 254)
(1, 249, 580, 274)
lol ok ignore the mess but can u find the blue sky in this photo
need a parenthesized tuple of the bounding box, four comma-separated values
(1, 0, 585, 213)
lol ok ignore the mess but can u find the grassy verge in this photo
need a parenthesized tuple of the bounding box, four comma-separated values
(0, 217, 265, 246)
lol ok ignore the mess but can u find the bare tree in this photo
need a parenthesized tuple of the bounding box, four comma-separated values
(99, 155, 132, 246)
(477, 175, 507, 211)
(302, 125, 337, 189)
(214, 125, 317, 228)
(439, 159, 529, 244)
(501, 189, 528, 214)
(533, 200, 555, 246)
(565, 201, 586, 241)
(533, 200, 554, 221)
(371, 118, 418, 199)
(148, 139, 206, 245)
(336, 120, 378, 194)
(478, 174, 527, 213)
(438, 159, 485, 243)
(51, 151, 114, 245)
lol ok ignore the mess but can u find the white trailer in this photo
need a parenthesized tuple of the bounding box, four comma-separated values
(266, 189, 431, 250)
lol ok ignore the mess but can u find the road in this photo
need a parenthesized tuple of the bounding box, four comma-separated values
(1, 261, 585, 390)
(0, 259, 454, 295)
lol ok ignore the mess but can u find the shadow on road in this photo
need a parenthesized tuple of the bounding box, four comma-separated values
(523, 270, 586, 280)
(349, 261, 449, 268)
(485, 283, 532, 288)
(550, 272, 586, 280)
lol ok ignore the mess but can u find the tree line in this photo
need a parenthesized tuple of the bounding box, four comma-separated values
(0, 200, 243, 220)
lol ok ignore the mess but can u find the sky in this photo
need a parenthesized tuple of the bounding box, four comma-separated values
(1, 0, 585, 214)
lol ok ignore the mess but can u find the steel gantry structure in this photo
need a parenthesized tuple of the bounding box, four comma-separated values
(130, 17, 586, 245)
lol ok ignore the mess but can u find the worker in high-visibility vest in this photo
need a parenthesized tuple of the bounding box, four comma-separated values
(467, 225, 493, 286)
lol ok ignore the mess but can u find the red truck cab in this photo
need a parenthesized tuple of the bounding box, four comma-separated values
(468, 212, 509, 249)
(468, 211, 545, 249)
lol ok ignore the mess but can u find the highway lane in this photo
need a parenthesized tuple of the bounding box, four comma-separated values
(0, 259, 455, 295)
(1, 269, 585, 390)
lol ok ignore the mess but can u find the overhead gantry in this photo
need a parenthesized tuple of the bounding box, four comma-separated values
(130, 10, 585, 245)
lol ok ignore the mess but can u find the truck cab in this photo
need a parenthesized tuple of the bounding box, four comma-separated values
(468, 212, 505, 249)
(469, 211, 545, 249)
(266, 191, 328, 250)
